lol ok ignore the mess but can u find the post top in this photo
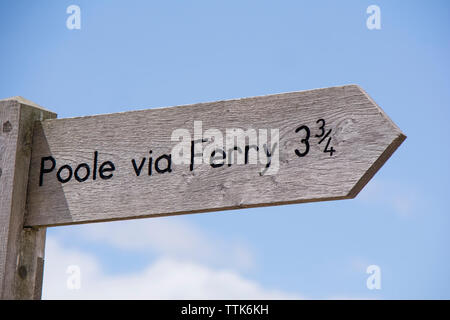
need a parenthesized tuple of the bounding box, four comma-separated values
(0, 96, 53, 113)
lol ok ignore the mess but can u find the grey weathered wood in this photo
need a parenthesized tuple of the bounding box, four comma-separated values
(24, 85, 405, 227)
(0, 97, 56, 299)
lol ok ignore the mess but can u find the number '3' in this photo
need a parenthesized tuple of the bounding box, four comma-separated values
(295, 125, 310, 157)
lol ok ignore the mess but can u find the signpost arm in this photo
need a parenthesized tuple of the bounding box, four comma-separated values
(0, 97, 56, 299)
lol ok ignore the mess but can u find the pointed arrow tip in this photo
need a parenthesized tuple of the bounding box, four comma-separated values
(347, 131, 406, 199)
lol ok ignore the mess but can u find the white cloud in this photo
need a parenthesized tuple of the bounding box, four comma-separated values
(357, 178, 419, 216)
(56, 217, 256, 271)
(327, 295, 379, 300)
(77, 218, 207, 253)
(43, 236, 302, 299)
(349, 257, 372, 274)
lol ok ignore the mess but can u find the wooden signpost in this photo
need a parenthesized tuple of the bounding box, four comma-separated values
(0, 85, 405, 299)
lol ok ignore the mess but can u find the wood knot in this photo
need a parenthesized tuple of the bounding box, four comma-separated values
(3, 121, 12, 133)
(18, 265, 27, 279)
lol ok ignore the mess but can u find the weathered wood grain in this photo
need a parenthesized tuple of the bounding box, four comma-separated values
(24, 85, 405, 227)
(0, 97, 56, 299)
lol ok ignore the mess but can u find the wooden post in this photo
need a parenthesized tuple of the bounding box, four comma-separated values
(0, 97, 56, 299)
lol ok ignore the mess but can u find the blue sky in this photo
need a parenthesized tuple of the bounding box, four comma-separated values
(1, 0, 449, 299)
